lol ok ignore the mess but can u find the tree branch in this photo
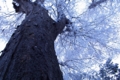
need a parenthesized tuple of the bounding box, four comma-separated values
(89, 0, 107, 9)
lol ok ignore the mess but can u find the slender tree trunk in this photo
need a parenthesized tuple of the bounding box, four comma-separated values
(0, 1, 67, 80)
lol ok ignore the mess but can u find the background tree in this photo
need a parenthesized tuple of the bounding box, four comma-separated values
(99, 58, 120, 80)
(67, 58, 120, 80)
(0, 0, 120, 80)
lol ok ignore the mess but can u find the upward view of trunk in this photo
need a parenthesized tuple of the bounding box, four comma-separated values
(0, 0, 67, 80)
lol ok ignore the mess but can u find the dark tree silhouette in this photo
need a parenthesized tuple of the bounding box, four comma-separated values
(0, 0, 68, 80)
(99, 59, 120, 80)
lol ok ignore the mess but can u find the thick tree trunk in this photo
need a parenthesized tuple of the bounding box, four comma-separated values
(0, 2, 67, 80)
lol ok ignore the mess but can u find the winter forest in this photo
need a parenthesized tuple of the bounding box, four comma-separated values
(0, 0, 120, 80)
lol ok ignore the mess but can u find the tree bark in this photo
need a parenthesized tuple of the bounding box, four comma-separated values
(0, 1, 67, 80)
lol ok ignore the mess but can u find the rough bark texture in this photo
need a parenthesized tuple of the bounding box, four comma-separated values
(0, 1, 67, 80)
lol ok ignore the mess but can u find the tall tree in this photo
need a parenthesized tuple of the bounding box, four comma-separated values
(0, 0, 68, 80)
(0, 0, 120, 80)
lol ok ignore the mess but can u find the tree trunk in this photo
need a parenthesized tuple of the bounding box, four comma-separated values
(0, 1, 67, 80)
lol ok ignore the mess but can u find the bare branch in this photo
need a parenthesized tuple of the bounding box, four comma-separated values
(89, 0, 107, 9)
